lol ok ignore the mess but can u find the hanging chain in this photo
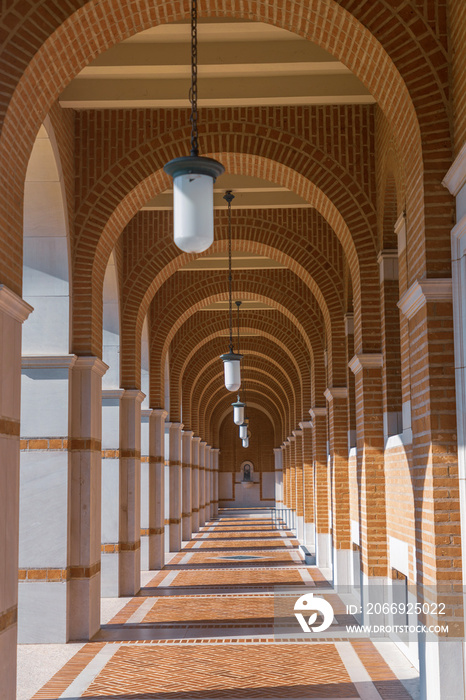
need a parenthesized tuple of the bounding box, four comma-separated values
(236, 300, 242, 355)
(189, 0, 199, 156)
(223, 190, 235, 352)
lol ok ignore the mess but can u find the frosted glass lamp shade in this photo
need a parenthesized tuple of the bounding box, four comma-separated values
(239, 421, 248, 440)
(232, 398, 246, 426)
(164, 155, 225, 253)
(242, 437, 249, 448)
(220, 350, 243, 392)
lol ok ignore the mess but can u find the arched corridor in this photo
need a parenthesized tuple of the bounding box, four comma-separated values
(1, 1, 466, 699)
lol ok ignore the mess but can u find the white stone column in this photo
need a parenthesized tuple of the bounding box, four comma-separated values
(169, 422, 183, 551)
(199, 441, 207, 527)
(191, 436, 201, 532)
(19, 355, 76, 642)
(205, 445, 212, 521)
(211, 448, 220, 517)
(0, 286, 32, 700)
(140, 408, 152, 571)
(69, 355, 108, 641)
(273, 447, 283, 509)
(119, 389, 144, 596)
(148, 409, 167, 570)
(101, 388, 123, 598)
(181, 430, 193, 541)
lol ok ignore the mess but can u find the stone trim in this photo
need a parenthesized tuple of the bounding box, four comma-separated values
(299, 421, 313, 430)
(152, 408, 168, 419)
(169, 460, 181, 468)
(344, 313, 354, 336)
(397, 279, 452, 320)
(102, 544, 120, 553)
(148, 527, 164, 535)
(324, 387, 348, 401)
(292, 429, 303, 437)
(74, 356, 108, 377)
(349, 354, 383, 375)
(102, 389, 125, 400)
(22, 354, 77, 369)
(168, 518, 181, 525)
(0, 605, 17, 632)
(442, 142, 466, 196)
(69, 438, 101, 452)
(120, 540, 141, 552)
(121, 448, 141, 459)
(0, 285, 33, 323)
(181, 512, 192, 518)
(141, 408, 152, 418)
(309, 406, 327, 419)
(395, 211, 407, 252)
(21, 437, 67, 450)
(149, 456, 164, 463)
(19, 568, 69, 581)
(69, 562, 101, 579)
(0, 417, 20, 437)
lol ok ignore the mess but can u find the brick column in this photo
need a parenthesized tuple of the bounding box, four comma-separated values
(325, 387, 351, 586)
(191, 436, 201, 532)
(281, 443, 288, 510)
(288, 435, 296, 514)
(181, 430, 193, 541)
(348, 354, 387, 593)
(344, 314, 357, 449)
(148, 409, 166, 570)
(273, 447, 283, 509)
(300, 421, 315, 548)
(398, 278, 463, 699)
(378, 251, 402, 439)
(199, 441, 207, 526)
(0, 286, 32, 700)
(119, 389, 144, 596)
(310, 406, 330, 568)
(293, 429, 304, 540)
(205, 445, 212, 522)
(211, 448, 220, 517)
(168, 422, 183, 552)
(69, 355, 108, 640)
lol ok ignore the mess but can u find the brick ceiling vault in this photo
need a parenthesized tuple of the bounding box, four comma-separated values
(0, 0, 455, 448)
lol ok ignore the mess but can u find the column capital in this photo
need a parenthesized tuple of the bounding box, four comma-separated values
(377, 249, 398, 283)
(200, 440, 207, 447)
(74, 356, 109, 377)
(324, 387, 348, 402)
(349, 353, 383, 375)
(292, 429, 303, 438)
(169, 422, 184, 431)
(182, 429, 194, 438)
(192, 435, 202, 443)
(0, 284, 33, 322)
(397, 279, 452, 320)
(141, 408, 153, 418)
(442, 141, 466, 196)
(211, 448, 220, 454)
(287, 435, 296, 443)
(299, 421, 313, 430)
(309, 406, 327, 419)
(273, 447, 282, 454)
(121, 389, 145, 404)
(102, 388, 125, 400)
(152, 408, 168, 420)
(280, 444, 286, 451)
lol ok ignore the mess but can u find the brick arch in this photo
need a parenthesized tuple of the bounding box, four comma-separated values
(121, 209, 347, 388)
(184, 354, 297, 434)
(0, 0, 433, 304)
(149, 280, 322, 407)
(192, 368, 291, 441)
(178, 337, 304, 429)
(207, 388, 285, 447)
(214, 403, 280, 450)
(153, 308, 317, 410)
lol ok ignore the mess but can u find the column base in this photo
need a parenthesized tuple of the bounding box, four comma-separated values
(316, 532, 332, 569)
(119, 548, 141, 596)
(169, 522, 182, 552)
(101, 552, 119, 597)
(18, 581, 68, 643)
(304, 522, 315, 549)
(199, 507, 206, 527)
(332, 547, 352, 588)
(192, 510, 199, 533)
(148, 532, 165, 570)
(182, 514, 192, 541)
(69, 572, 100, 641)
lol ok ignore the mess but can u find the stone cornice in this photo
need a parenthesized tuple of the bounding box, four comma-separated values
(22, 354, 77, 370)
(397, 279, 452, 320)
(324, 387, 348, 401)
(102, 388, 125, 400)
(442, 142, 466, 196)
(0, 285, 33, 323)
(349, 354, 383, 375)
(74, 356, 109, 377)
(309, 407, 327, 419)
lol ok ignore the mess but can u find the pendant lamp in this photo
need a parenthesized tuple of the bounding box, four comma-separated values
(220, 191, 242, 391)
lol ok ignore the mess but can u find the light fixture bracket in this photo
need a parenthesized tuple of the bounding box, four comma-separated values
(164, 155, 224, 180)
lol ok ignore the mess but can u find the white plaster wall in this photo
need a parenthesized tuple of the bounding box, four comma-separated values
(101, 459, 119, 544)
(19, 452, 69, 567)
(261, 472, 275, 500)
(18, 583, 68, 644)
(102, 253, 120, 390)
(219, 472, 233, 500)
(102, 399, 120, 450)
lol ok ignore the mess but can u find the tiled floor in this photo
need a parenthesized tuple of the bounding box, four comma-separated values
(24, 510, 419, 699)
